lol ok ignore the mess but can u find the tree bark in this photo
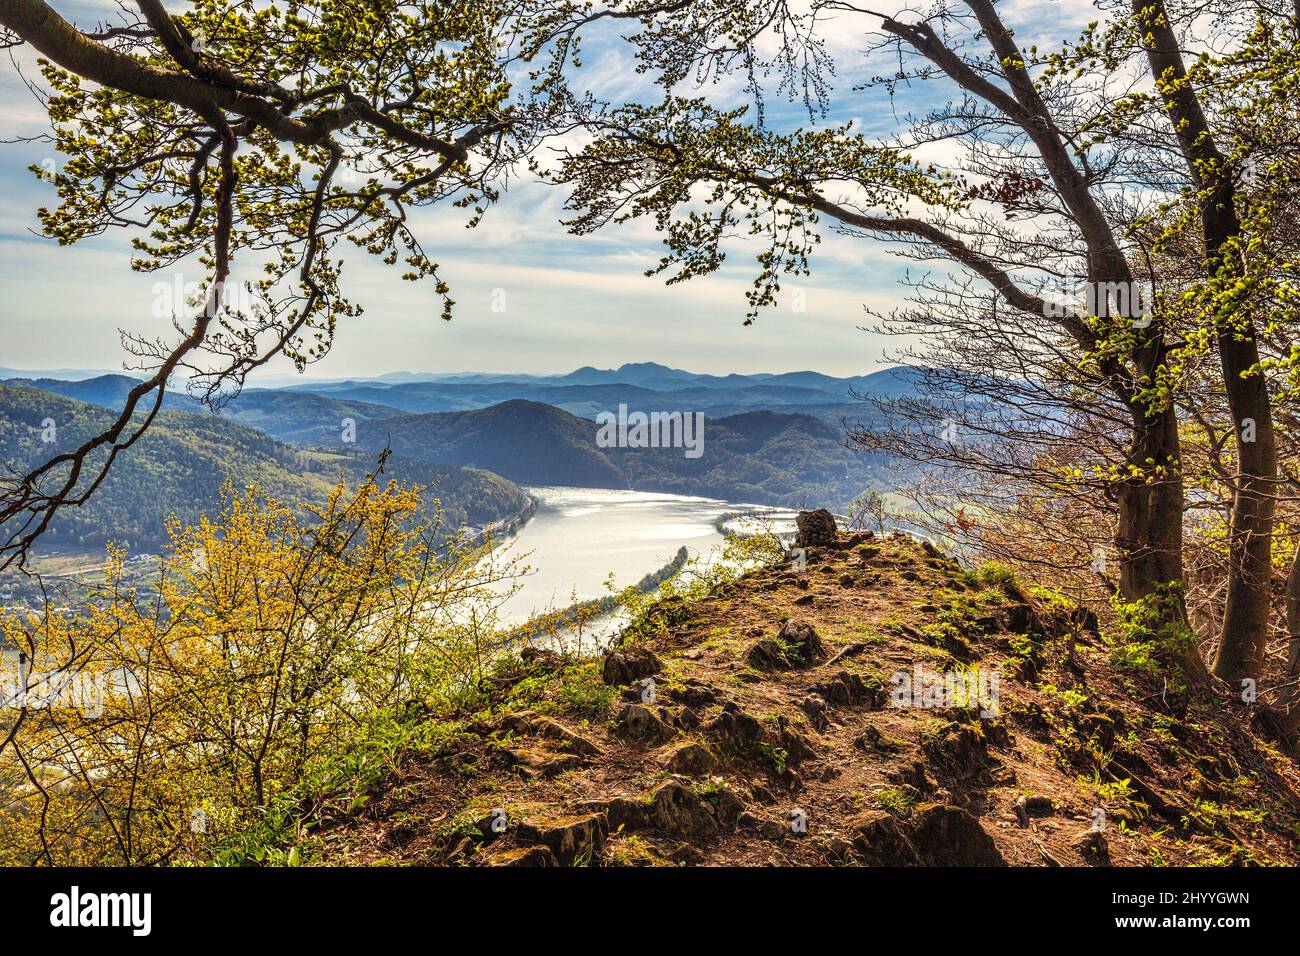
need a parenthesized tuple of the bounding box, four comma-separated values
(958, 0, 1188, 608)
(876, 3, 1191, 606)
(1116, 406, 1184, 601)
(1134, 0, 1278, 682)
(1264, 546, 1300, 740)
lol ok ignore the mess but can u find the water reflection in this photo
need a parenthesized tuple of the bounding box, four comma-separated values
(489, 486, 794, 628)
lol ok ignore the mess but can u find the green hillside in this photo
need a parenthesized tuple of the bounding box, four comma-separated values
(615, 409, 893, 507)
(0, 386, 530, 552)
(3, 374, 407, 445)
(217, 389, 408, 444)
(360, 399, 627, 487)
(347, 400, 891, 507)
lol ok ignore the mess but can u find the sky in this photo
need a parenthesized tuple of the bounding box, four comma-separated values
(0, 0, 1098, 382)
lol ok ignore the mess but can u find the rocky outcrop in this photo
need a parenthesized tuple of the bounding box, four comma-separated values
(519, 646, 565, 672)
(745, 637, 789, 670)
(850, 805, 1003, 866)
(853, 724, 901, 752)
(1076, 829, 1110, 866)
(324, 526, 1297, 870)
(615, 703, 676, 744)
(487, 845, 558, 867)
(658, 740, 718, 776)
(811, 670, 884, 708)
(775, 714, 816, 766)
(739, 810, 791, 842)
(923, 721, 998, 784)
(908, 804, 1005, 866)
(648, 779, 719, 842)
(500, 711, 603, 756)
(800, 694, 830, 731)
(603, 646, 662, 686)
(777, 620, 826, 665)
(576, 796, 649, 831)
(850, 811, 921, 865)
(795, 509, 838, 547)
(703, 701, 769, 753)
(506, 747, 585, 779)
(664, 679, 718, 708)
(746, 620, 826, 670)
(518, 813, 609, 866)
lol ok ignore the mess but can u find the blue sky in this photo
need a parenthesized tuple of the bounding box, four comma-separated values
(0, 0, 1096, 382)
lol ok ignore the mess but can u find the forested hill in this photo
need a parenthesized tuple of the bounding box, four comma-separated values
(343, 399, 891, 508)
(5, 363, 922, 433)
(3, 373, 407, 444)
(0, 386, 531, 552)
(5, 372, 901, 509)
(319, 526, 1300, 867)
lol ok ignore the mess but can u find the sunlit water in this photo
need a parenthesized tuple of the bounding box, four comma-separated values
(485, 487, 794, 632)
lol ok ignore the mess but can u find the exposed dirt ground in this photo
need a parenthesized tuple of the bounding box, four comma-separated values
(318, 532, 1300, 866)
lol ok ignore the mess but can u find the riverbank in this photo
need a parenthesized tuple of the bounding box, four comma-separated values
(485, 487, 793, 629)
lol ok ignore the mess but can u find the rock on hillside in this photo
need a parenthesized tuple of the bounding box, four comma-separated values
(315, 522, 1300, 867)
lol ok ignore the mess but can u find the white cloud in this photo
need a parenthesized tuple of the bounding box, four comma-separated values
(0, 0, 1122, 381)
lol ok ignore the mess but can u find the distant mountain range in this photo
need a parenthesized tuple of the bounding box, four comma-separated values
(0, 363, 919, 547)
(0, 386, 530, 552)
(295, 399, 893, 509)
(3, 362, 920, 431)
(273, 362, 922, 421)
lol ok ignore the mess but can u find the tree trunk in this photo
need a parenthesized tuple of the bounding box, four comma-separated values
(1264, 544, 1300, 740)
(897, 0, 1193, 620)
(1214, 331, 1278, 681)
(1116, 404, 1184, 601)
(1134, 0, 1278, 682)
(1116, 397, 1209, 681)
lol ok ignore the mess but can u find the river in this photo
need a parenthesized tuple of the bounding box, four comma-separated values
(488, 486, 795, 629)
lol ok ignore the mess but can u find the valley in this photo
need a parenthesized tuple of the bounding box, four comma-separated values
(0, 363, 885, 623)
(1, 362, 899, 556)
(487, 486, 795, 629)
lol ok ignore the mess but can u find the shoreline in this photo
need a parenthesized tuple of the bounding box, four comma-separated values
(502, 544, 691, 650)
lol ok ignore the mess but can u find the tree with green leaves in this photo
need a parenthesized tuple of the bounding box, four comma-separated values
(0, 0, 586, 568)
(558, 0, 1300, 695)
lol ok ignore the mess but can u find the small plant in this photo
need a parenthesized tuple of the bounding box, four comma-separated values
(919, 620, 973, 658)
(606, 833, 665, 867)
(558, 666, 618, 719)
(850, 626, 888, 645)
(873, 785, 917, 817)
(1006, 632, 1040, 678)
(1076, 770, 1140, 820)
(758, 743, 790, 775)
(1040, 682, 1091, 711)
(616, 533, 785, 642)
(692, 776, 729, 798)
(964, 562, 1015, 588)
(213, 715, 466, 866)
(1103, 584, 1195, 678)
(846, 490, 891, 533)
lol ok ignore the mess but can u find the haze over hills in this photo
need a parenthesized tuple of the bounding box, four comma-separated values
(0, 386, 530, 552)
(339, 399, 890, 508)
(276, 361, 922, 410)
(1, 363, 914, 532)
(3, 362, 922, 432)
(3, 374, 409, 445)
